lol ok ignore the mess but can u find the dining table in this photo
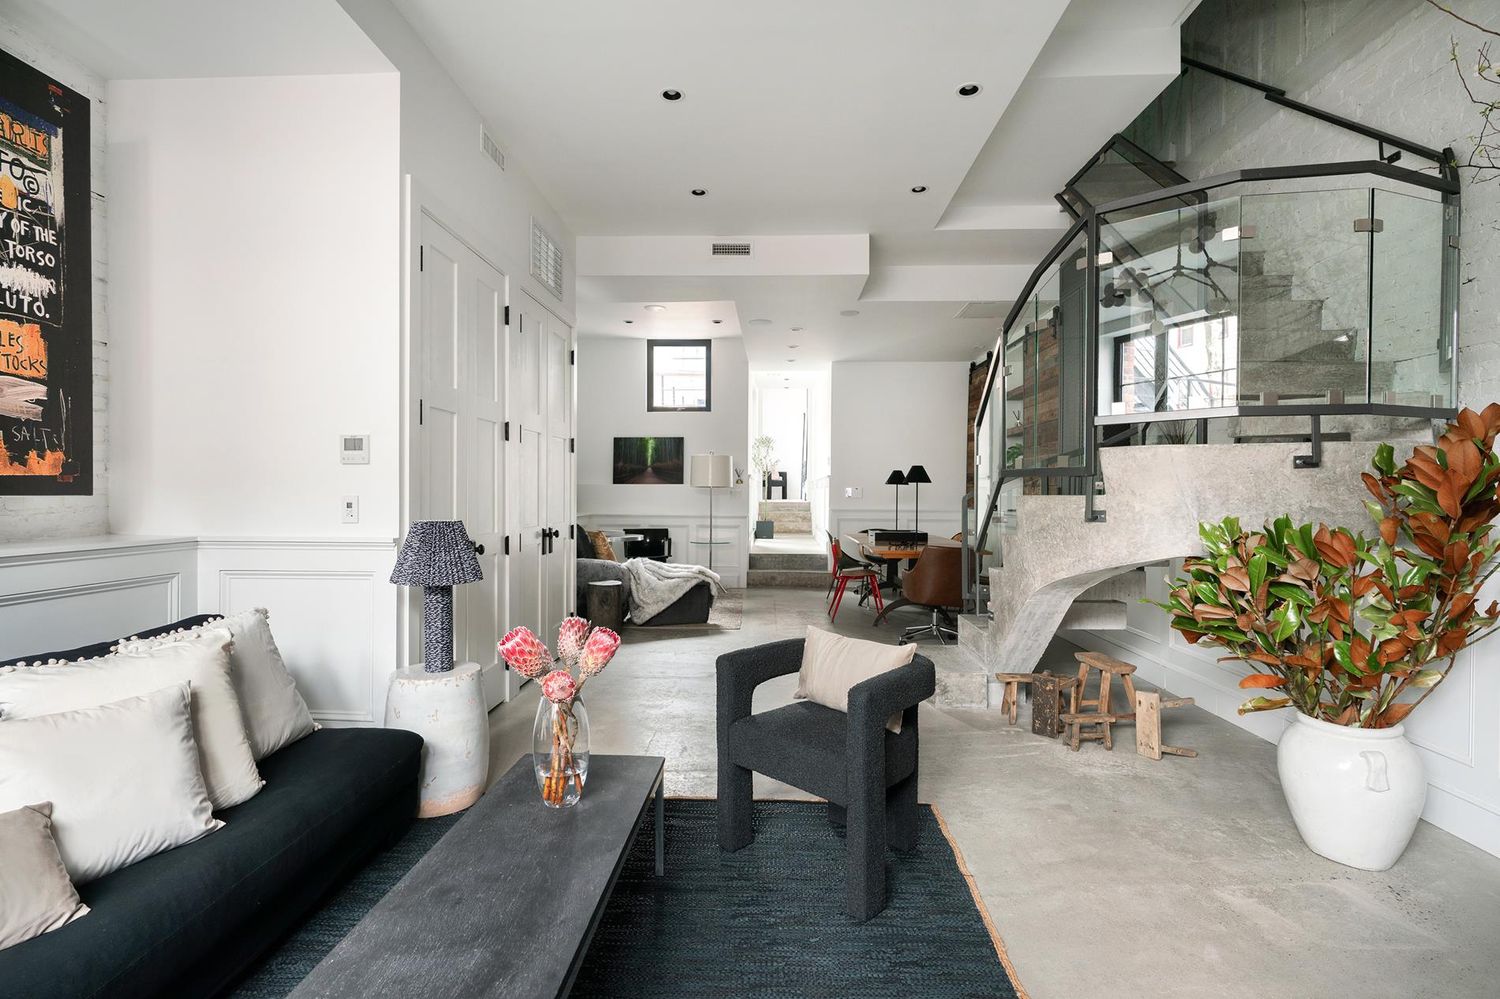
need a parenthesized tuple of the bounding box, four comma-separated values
(844, 531, 965, 626)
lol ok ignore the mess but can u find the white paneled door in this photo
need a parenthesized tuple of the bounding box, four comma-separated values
(509, 292, 575, 701)
(416, 213, 506, 708)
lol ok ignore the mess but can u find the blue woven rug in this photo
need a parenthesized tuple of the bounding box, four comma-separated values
(232, 799, 1022, 999)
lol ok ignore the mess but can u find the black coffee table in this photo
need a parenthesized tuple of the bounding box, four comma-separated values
(289, 754, 666, 999)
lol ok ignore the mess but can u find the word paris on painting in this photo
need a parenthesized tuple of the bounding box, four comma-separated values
(0, 45, 90, 494)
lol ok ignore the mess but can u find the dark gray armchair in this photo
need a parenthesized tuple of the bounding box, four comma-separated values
(716, 638, 936, 921)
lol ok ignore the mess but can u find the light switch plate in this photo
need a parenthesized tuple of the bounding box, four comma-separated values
(843, 486, 863, 499)
(341, 495, 359, 524)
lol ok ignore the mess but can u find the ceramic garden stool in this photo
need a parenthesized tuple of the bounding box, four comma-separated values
(385, 661, 490, 817)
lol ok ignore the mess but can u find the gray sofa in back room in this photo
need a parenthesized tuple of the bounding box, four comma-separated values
(576, 524, 714, 625)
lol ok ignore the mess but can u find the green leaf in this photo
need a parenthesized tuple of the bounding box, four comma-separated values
(1248, 553, 1268, 596)
(1392, 480, 1442, 515)
(1274, 601, 1301, 643)
(1411, 669, 1444, 688)
(1269, 582, 1314, 607)
(1363, 500, 1385, 524)
(1373, 442, 1396, 476)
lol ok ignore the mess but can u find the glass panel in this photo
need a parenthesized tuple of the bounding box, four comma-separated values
(1097, 196, 1241, 416)
(1237, 188, 1370, 407)
(1001, 234, 1087, 473)
(1373, 187, 1449, 408)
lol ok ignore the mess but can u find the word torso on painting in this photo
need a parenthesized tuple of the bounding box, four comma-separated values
(0, 47, 89, 494)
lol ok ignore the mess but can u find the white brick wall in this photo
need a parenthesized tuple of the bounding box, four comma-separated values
(0, 19, 108, 540)
(1123, 0, 1499, 410)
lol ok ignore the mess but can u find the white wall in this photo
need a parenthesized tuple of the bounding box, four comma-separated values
(107, 72, 401, 538)
(828, 361, 968, 542)
(0, 16, 109, 541)
(576, 334, 749, 586)
(337, 0, 575, 326)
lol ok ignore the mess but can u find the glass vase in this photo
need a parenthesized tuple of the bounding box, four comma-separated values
(533, 694, 589, 808)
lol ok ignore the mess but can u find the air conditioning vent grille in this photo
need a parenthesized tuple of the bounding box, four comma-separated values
(530, 219, 564, 300)
(711, 241, 752, 257)
(480, 127, 505, 170)
(956, 300, 1007, 320)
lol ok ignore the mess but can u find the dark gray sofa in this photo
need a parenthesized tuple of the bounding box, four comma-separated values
(576, 525, 714, 625)
(0, 615, 423, 999)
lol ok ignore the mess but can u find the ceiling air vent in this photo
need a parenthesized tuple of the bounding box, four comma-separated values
(530, 219, 564, 300)
(711, 241, 753, 257)
(480, 126, 505, 170)
(955, 301, 1007, 320)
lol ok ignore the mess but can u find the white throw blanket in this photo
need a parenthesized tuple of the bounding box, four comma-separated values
(620, 557, 724, 623)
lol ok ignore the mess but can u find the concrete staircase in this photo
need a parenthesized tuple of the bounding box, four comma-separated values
(747, 550, 827, 588)
(758, 500, 812, 535)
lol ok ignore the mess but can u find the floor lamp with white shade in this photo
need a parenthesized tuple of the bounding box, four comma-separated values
(689, 452, 733, 571)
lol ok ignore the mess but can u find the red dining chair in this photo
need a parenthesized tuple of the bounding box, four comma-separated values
(829, 539, 885, 623)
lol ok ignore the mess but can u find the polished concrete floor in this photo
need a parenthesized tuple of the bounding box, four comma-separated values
(487, 588, 1500, 999)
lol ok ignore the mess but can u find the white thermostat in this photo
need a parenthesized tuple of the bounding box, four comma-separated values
(340, 435, 370, 464)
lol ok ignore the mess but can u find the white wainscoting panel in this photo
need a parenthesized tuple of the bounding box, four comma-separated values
(197, 538, 398, 726)
(0, 536, 197, 660)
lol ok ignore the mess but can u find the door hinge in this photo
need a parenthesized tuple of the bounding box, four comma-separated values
(569, 437, 575, 453)
(418, 399, 423, 426)
(504, 420, 510, 441)
(504, 305, 510, 326)
(419, 245, 423, 271)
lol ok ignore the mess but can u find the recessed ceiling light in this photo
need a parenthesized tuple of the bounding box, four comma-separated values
(789, 326, 804, 332)
(840, 309, 860, 317)
(957, 83, 982, 97)
(787, 358, 797, 363)
(623, 319, 634, 324)
(661, 89, 683, 101)
(691, 188, 707, 197)
(748, 318, 772, 326)
(911, 185, 928, 194)
(712, 319, 723, 324)
(644, 304, 666, 312)
(788, 344, 799, 349)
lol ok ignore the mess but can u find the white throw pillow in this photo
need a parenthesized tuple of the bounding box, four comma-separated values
(0, 685, 223, 884)
(0, 802, 90, 951)
(118, 609, 315, 761)
(796, 626, 917, 733)
(0, 630, 263, 809)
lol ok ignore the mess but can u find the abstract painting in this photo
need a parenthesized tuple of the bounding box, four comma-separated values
(0, 47, 91, 494)
(613, 437, 684, 484)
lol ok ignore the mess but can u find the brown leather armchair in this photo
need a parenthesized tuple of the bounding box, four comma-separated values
(897, 543, 964, 644)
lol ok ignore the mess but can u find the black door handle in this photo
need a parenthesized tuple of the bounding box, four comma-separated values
(473, 543, 486, 556)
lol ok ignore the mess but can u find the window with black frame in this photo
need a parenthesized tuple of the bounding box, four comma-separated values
(646, 339, 711, 411)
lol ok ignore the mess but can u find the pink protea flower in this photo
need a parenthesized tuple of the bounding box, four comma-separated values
(556, 616, 592, 667)
(498, 626, 553, 679)
(540, 668, 577, 703)
(578, 627, 621, 678)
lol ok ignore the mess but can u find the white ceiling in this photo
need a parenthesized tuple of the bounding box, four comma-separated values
(0, 0, 391, 79)
(390, 0, 1071, 235)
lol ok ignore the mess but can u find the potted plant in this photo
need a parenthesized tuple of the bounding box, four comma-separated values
(1153, 407, 1500, 870)
(751, 434, 778, 536)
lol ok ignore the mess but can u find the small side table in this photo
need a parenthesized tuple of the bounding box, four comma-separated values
(587, 579, 625, 630)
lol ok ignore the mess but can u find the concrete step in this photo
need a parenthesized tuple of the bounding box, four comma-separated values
(748, 551, 827, 571)
(1240, 297, 1325, 332)
(747, 568, 828, 589)
(921, 643, 990, 709)
(1059, 600, 1127, 630)
(957, 613, 990, 658)
(758, 500, 812, 534)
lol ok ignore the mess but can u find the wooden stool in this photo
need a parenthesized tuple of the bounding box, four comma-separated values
(993, 673, 1035, 726)
(1062, 652, 1139, 752)
(1135, 690, 1198, 760)
(1030, 673, 1078, 738)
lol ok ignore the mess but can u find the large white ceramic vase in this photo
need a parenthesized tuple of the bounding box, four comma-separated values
(385, 661, 490, 817)
(1276, 711, 1425, 871)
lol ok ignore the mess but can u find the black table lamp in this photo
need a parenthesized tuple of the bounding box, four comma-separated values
(905, 465, 931, 530)
(885, 469, 906, 528)
(391, 521, 483, 673)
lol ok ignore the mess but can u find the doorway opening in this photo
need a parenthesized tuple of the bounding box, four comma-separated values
(749, 369, 830, 556)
